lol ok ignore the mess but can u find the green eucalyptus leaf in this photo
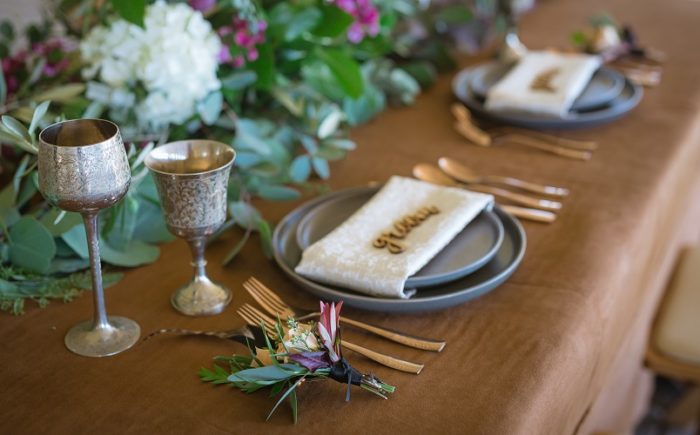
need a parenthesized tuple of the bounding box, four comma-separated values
(285, 7, 322, 41)
(343, 83, 386, 125)
(229, 201, 262, 230)
(316, 48, 364, 99)
(33, 83, 86, 102)
(8, 217, 56, 274)
(288, 155, 311, 183)
(61, 224, 88, 259)
(132, 200, 173, 244)
(314, 147, 346, 161)
(258, 220, 273, 259)
(313, 5, 354, 37)
(39, 209, 83, 237)
(250, 44, 275, 90)
(400, 62, 438, 89)
(257, 185, 300, 201)
(28, 100, 50, 138)
(235, 151, 264, 169)
(221, 70, 257, 90)
(325, 138, 356, 150)
(111, 0, 146, 27)
(198, 91, 223, 126)
(317, 110, 343, 139)
(48, 257, 90, 274)
(1, 116, 31, 144)
(16, 175, 37, 208)
(311, 157, 330, 179)
(99, 239, 159, 267)
(222, 228, 250, 266)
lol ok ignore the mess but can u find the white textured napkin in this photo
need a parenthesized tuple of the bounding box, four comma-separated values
(294, 176, 494, 299)
(485, 51, 601, 118)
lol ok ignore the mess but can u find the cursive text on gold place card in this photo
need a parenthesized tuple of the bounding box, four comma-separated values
(372, 205, 440, 254)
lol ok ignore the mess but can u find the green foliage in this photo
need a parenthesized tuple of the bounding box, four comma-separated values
(110, 0, 146, 27)
(0, 265, 122, 315)
(0, 0, 473, 315)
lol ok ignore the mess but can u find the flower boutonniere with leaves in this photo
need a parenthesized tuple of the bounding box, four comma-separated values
(199, 301, 395, 423)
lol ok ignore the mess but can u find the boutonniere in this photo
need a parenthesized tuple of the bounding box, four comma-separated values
(199, 301, 395, 423)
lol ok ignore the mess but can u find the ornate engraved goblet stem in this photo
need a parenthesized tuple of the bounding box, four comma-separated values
(38, 118, 140, 357)
(145, 140, 236, 316)
(84, 211, 110, 329)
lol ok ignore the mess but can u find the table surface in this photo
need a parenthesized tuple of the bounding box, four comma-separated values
(3, 0, 700, 434)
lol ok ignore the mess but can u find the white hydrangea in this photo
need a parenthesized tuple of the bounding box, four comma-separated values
(81, 1, 221, 129)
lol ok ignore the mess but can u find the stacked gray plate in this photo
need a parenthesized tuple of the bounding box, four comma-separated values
(272, 186, 526, 313)
(452, 62, 643, 130)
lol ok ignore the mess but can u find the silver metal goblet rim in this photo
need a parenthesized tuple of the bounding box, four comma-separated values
(144, 139, 236, 177)
(39, 118, 120, 148)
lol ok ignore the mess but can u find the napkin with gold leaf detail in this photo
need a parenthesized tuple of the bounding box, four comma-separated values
(295, 176, 494, 299)
(485, 51, 601, 118)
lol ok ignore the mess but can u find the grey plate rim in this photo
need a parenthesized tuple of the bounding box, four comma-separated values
(468, 62, 625, 112)
(452, 65, 643, 130)
(294, 188, 505, 289)
(271, 186, 527, 313)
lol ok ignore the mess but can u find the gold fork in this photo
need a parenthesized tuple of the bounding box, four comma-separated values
(451, 104, 594, 161)
(243, 277, 446, 352)
(237, 303, 424, 374)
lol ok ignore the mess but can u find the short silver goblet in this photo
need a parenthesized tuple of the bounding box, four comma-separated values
(38, 119, 140, 357)
(145, 140, 235, 316)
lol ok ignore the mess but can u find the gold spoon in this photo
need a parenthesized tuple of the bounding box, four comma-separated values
(438, 157, 569, 197)
(451, 104, 593, 160)
(412, 164, 557, 223)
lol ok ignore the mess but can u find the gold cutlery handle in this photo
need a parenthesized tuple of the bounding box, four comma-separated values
(505, 134, 592, 161)
(467, 184, 562, 211)
(339, 316, 446, 352)
(494, 127, 598, 151)
(499, 205, 557, 223)
(341, 340, 424, 374)
(482, 175, 569, 197)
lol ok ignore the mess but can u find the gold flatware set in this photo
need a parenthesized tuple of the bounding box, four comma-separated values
(451, 103, 597, 161)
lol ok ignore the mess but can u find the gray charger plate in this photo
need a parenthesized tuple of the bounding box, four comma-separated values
(296, 188, 505, 289)
(468, 62, 625, 112)
(452, 65, 643, 130)
(272, 186, 526, 313)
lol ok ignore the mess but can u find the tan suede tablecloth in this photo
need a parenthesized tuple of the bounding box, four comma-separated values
(2, 0, 700, 433)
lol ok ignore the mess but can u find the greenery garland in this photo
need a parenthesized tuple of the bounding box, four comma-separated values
(0, 0, 501, 314)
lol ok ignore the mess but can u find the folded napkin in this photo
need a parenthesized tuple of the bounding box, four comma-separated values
(485, 51, 601, 118)
(295, 176, 494, 299)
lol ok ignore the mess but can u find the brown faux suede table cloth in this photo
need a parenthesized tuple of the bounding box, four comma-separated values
(2, 0, 700, 433)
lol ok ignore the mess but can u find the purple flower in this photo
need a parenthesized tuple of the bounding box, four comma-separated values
(288, 351, 331, 372)
(331, 0, 380, 43)
(188, 0, 215, 12)
(217, 16, 267, 68)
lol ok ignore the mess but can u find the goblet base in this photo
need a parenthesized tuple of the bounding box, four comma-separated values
(171, 278, 232, 316)
(64, 316, 141, 358)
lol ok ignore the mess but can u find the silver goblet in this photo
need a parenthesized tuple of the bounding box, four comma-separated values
(38, 119, 140, 357)
(145, 140, 235, 316)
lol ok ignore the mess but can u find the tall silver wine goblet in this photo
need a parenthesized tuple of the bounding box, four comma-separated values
(145, 140, 235, 316)
(38, 119, 140, 357)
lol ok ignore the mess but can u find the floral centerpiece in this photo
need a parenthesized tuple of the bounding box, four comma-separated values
(0, 0, 496, 314)
(199, 301, 395, 422)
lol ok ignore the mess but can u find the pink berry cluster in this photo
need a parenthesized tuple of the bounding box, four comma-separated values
(333, 0, 380, 43)
(2, 39, 72, 97)
(218, 17, 267, 68)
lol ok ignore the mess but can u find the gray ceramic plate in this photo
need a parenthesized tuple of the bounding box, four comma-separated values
(295, 188, 505, 289)
(452, 65, 643, 130)
(272, 186, 526, 313)
(468, 62, 625, 112)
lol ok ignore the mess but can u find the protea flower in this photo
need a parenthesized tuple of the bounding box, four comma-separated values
(317, 301, 343, 363)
